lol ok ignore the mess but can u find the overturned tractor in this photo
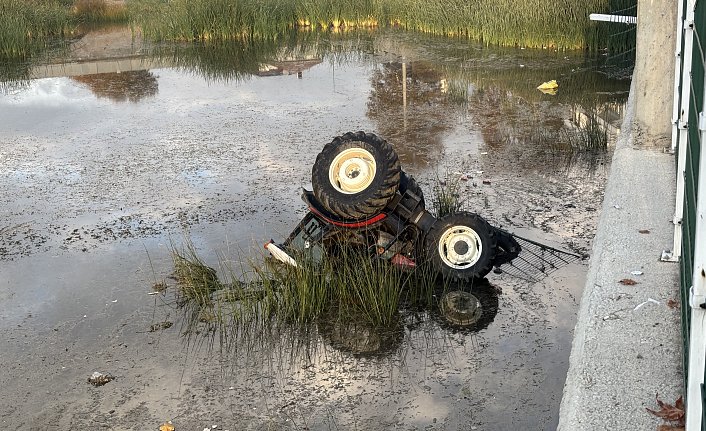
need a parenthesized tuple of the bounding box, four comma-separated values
(265, 131, 542, 281)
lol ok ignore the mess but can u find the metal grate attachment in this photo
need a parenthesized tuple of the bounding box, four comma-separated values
(496, 233, 584, 283)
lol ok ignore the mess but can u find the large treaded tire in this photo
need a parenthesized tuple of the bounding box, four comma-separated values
(424, 212, 497, 281)
(312, 131, 401, 220)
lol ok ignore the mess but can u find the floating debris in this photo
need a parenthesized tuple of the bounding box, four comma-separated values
(152, 281, 168, 292)
(537, 79, 558, 95)
(149, 321, 173, 332)
(159, 422, 175, 431)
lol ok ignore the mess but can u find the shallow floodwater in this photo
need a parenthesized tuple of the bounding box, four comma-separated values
(0, 29, 629, 430)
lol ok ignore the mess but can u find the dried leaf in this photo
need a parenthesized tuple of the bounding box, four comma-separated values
(159, 422, 175, 431)
(639, 229, 651, 234)
(657, 426, 684, 431)
(667, 299, 680, 309)
(646, 394, 685, 425)
(619, 278, 638, 285)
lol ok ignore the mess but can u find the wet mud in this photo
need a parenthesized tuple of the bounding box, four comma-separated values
(0, 29, 628, 430)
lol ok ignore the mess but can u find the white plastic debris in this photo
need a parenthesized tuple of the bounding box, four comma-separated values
(613, 204, 621, 209)
(631, 271, 644, 276)
(634, 298, 660, 311)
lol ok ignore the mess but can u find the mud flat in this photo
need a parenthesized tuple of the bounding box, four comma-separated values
(0, 31, 626, 429)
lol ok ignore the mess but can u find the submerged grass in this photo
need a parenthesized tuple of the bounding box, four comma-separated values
(170, 238, 442, 350)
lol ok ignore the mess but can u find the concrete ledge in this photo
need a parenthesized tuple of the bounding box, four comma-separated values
(558, 82, 683, 429)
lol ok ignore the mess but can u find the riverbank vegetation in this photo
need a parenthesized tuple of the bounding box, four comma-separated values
(0, 0, 636, 59)
(72, 0, 128, 23)
(0, 0, 128, 58)
(128, 0, 635, 51)
(0, 0, 70, 57)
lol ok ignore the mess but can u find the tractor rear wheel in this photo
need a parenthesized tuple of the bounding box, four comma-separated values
(312, 131, 400, 220)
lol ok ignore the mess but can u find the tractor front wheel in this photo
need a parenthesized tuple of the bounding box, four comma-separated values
(424, 212, 496, 281)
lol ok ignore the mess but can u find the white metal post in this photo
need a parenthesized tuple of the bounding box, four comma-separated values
(671, 0, 686, 154)
(686, 43, 706, 431)
(667, 0, 696, 262)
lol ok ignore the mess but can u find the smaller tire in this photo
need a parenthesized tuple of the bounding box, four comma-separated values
(312, 131, 400, 220)
(424, 212, 497, 281)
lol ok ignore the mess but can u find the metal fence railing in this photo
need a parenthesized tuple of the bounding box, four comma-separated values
(668, 0, 706, 429)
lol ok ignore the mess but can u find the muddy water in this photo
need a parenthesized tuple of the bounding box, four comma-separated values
(0, 29, 629, 430)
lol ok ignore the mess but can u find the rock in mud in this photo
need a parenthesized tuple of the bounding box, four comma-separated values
(87, 371, 114, 386)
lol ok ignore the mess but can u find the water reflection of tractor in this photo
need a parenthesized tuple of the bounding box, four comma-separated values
(319, 280, 500, 355)
(266, 132, 580, 325)
(257, 58, 322, 77)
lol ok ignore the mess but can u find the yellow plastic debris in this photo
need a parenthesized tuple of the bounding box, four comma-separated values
(537, 80, 559, 91)
(159, 422, 175, 431)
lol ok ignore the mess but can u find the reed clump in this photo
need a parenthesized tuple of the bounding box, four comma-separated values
(0, 0, 71, 57)
(432, 175, 466, 218)
(171, 240, 438, 334)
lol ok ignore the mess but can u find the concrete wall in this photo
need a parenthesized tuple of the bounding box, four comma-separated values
(632, 0, 677, 146)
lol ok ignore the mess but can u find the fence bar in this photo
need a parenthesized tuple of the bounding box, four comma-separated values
(687, 110, 706, 431)
(670, 0, 697, 261)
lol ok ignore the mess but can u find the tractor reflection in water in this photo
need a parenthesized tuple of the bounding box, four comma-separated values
(266, 131, 581, 328)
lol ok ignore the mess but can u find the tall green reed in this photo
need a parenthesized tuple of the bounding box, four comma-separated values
(130, 0, 635, 51)
(72, 0, 129, 24)
(0, 0, 71, 58)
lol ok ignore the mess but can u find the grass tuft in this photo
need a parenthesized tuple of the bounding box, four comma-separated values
(170, 239, 441, 345)
(432, 175, 465, 217)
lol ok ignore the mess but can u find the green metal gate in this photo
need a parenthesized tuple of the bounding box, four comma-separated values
(672, 0, 706, 429)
